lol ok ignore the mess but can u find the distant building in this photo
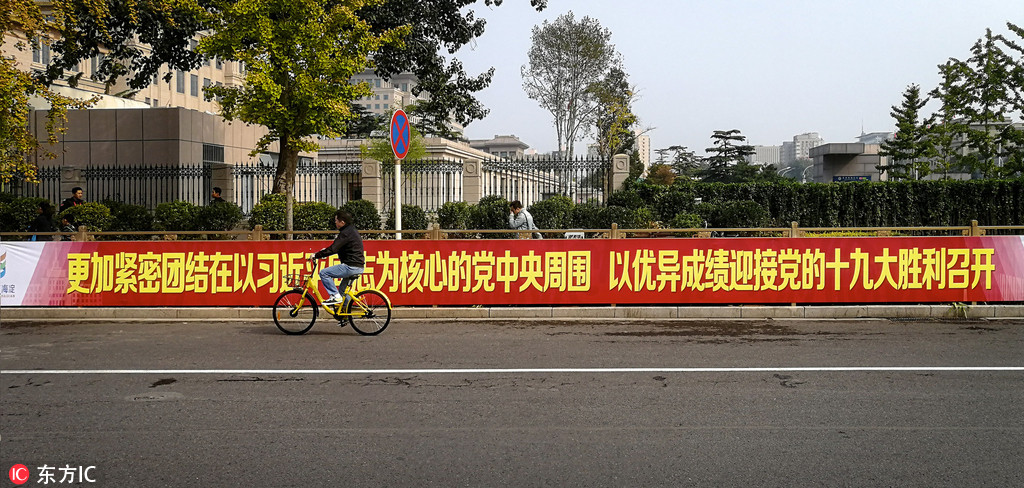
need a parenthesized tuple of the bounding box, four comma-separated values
(782, 132, 824, 165)
(747, 145, 782, 166)
(808, 143, 887, 183)
(635, 132, 651, 173)
(857, 132, 893, 145)
(469, 135, 531, 159)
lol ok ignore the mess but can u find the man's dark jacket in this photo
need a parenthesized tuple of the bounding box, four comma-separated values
(313, 224, 365, 267)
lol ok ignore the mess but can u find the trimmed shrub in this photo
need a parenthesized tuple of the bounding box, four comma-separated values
(293, 201, 336, 240)
(385, 204, 429, 238)
(528, 195, 574, 233)
(0, 197, 52, 235)
(437, 200, 473, 238)
(340, 199, 382, 232)
(197, 201, 244, 239)
(715, 200, 772, 228)
(470, 195, 512, 238)
(667, 212, 704, 229)
(248, 193, 286, 231)
(154, 201, 199, 239)
(105, 202, 155, 240)
(59, 202, 113, 233)
(603, 205, 655, 231)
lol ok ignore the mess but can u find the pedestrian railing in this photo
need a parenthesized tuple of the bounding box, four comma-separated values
(4, 221, 1020, 242)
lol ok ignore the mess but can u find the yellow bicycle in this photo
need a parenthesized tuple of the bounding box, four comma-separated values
(273, 260, 392, 335)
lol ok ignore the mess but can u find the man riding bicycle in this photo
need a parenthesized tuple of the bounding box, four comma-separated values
(309, 209, 364, 305)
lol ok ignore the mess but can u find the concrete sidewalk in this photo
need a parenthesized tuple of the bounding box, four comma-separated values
(3, 304, 1024, 320)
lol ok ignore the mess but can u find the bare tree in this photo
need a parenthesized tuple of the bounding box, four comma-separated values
(521, 12, 620, 159)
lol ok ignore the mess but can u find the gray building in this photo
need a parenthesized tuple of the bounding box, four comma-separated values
(808, 143, 887, 183)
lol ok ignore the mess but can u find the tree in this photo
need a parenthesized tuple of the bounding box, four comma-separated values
(926, 60, 973, 178)
(698, 130, 754, 183)
(668, 145, 702, 180)
(37, 0, 209, 93)
(522, 12, 621, 159)
(590, 67, 638, 160)
(198, 0, 408, 235)
(1, 0, 93, 184)
(878, 84, 930, 180)
(358, 0, 546, 139)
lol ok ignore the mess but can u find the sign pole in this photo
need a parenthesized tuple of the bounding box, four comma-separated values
(390, 110, 411, 241)
(395, 161, 402, 240)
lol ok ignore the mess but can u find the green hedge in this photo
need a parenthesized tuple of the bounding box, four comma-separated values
(615, 178, 1024, 227)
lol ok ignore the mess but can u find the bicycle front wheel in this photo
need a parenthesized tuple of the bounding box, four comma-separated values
(273, 290, 318, 335)
(346, 290, 392, 335)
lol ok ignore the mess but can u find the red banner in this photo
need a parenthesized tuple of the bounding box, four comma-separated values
(1, 236, 1023, 306)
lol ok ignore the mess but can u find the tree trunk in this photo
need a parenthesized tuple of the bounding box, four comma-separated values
(272, 134, 300, 238)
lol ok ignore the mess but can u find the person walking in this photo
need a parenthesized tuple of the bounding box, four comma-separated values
(211, 187, 226, 203)
(59, 187, 85, 213)
(29, 202, 56, 241)
(308, 209, 365, 305)
(508, 200, 541, 239)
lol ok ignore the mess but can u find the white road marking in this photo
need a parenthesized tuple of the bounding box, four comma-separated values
(1, 366, 1022, 375)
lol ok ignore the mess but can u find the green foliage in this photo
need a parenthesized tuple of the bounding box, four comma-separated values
(293, 202, 336, 231)
(104, 201, 154, 240)
(528, 195, 574, 233)
(667, 212, 704, 230)
(0, 197, 53, 237)
(154, 201, 199, 237)
(571, 202, 605, 233)
(471, 195, 512, 238)
(59, 202, 113, 233)
(385, 204, 429, 238)
(437, 201, 473, 238)
(340, 199, 382, 232)
(715, 200, 772, 228)
(197, 201, 245, 239)
(249, 194, 287, 231)
(603, 205, 655, 231)
(522, 12, 620, 158)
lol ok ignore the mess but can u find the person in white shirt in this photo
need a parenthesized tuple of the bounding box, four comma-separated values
(508, 200, 541, 239)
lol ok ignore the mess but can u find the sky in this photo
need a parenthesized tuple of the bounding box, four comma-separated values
(456, 0, 1022, 157)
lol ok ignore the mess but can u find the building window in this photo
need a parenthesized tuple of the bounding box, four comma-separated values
(374, 104, 380, 110)
(203, 144, 225, 164)
(401, 83, 408, 91)
(33, 43, 51, 65)
(215, 57, 222, 69)
(383, 94, 389, 100)
(190, 74, 199, 96)
(153, 99, 159, 106)
(374, 79, 380, 88)
(176, 70, 185, 93)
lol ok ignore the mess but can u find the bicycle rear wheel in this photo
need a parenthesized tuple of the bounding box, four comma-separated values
(273, 290, 318, 335)
(346, 290, 391, 335)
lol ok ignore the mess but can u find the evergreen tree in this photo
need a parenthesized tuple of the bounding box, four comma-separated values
(878, 84, 930, 180)
(699, 130, 754, 183)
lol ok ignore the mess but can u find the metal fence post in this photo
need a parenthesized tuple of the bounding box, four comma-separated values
(463, 158, 483, 205)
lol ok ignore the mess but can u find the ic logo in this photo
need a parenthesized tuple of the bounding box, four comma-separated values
(8, 464, 29, 485)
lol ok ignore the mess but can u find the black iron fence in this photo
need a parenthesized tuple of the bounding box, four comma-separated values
(231, 160, 361, 214)
(3, 156, 613, 217)
(381, 159, 463, 214)
(482, 156, 611, 207)
(85, 163, 212, 209)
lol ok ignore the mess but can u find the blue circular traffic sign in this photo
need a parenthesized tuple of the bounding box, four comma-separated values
(390, 110, 411, 160)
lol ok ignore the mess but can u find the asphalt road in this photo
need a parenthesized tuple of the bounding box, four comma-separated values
(2, 317, 1023, 487)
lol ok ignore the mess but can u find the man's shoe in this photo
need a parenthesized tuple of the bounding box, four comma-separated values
(323, 294, 344, 305)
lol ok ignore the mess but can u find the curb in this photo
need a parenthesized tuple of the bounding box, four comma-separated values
(3, 305, 1023, 320)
